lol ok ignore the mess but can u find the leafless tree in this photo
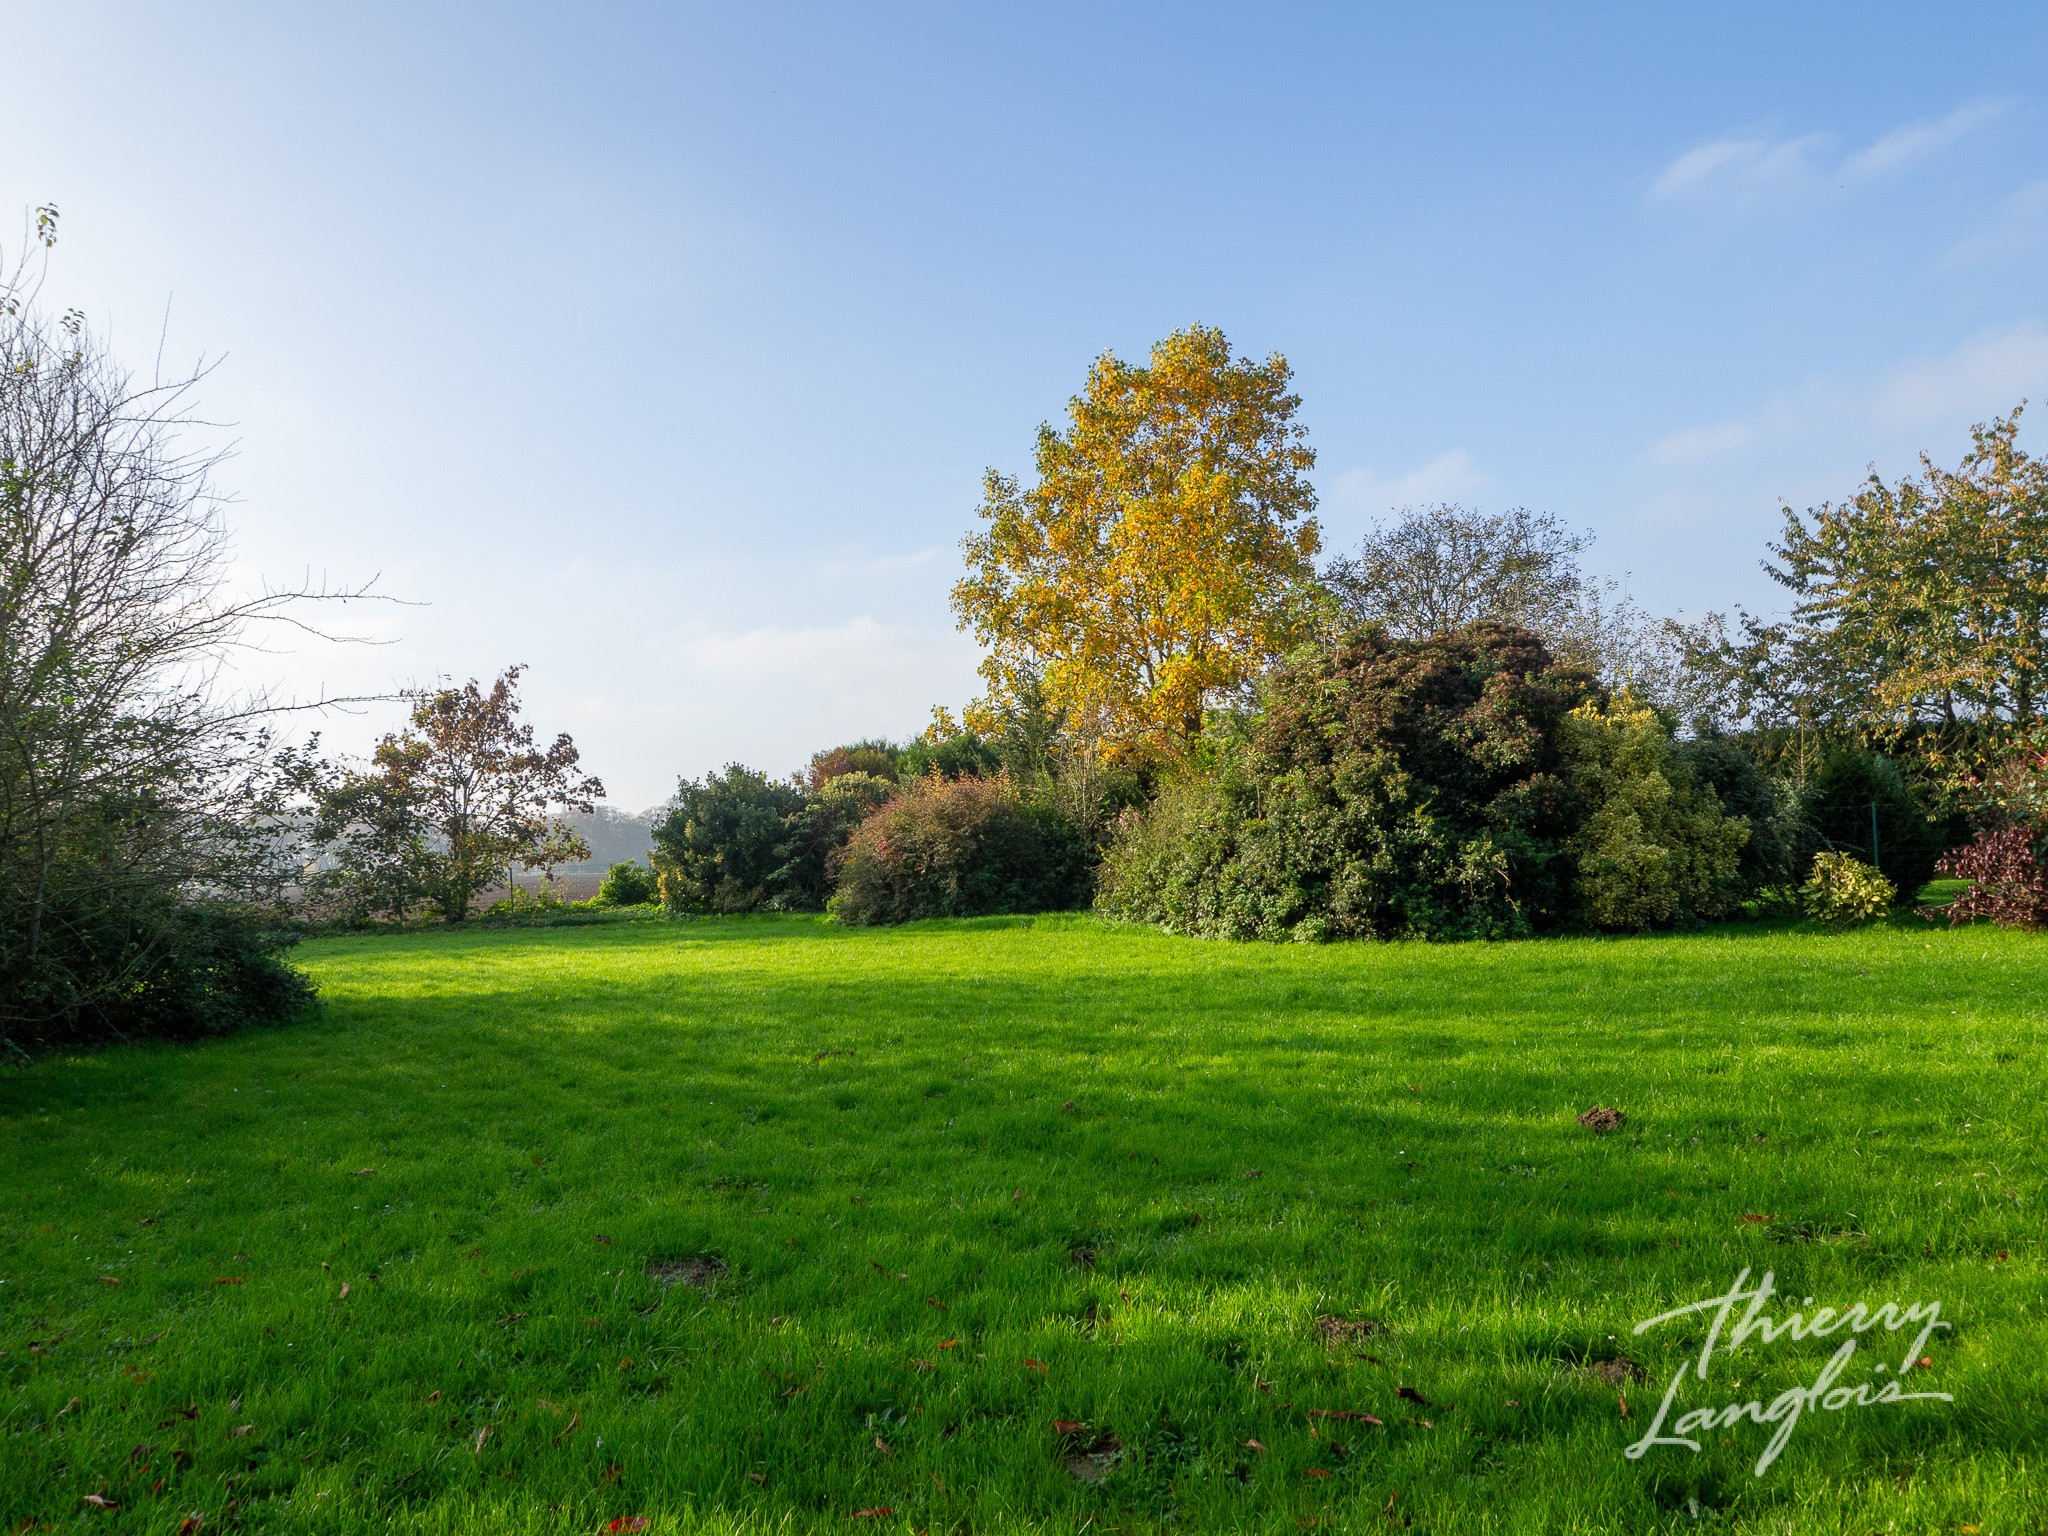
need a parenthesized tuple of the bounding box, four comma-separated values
(1323, 504, 1732, 727)
(0, 209, 372, 1044)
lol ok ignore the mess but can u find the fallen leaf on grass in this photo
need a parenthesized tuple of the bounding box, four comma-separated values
(81, 1494, 118, 1510)
(925, 1296, 946, 1310)
(1244, 1438, 1267, 1452)
(1303, 1467, 1331, 1480)
(873, 1436, 892, 1455)
(230, 1425, 253, 1438)
(850, 1510, 893, 1520)
(58, 1397, 80, 1416)
(605, 1519, 648, 1533)
(1997, 1251, 2009, 1262)
(1505, 1399, 1521, 1408)
(1307, 1409, 1382, 1426)
(1396, 1386, 1430, 1405)
(1738, 1213, 1777, 1225)
(212, 1276, 245, 1286)
(1051, 1419, 1086, 1435)
(1021, 1358, 1048, 1376)
(338, 1282, 350, 1300)
(938, 1339, 957, 1349)
(593, 1234, 615, 1246)
(869, 1261, 907, 1280)
(554, 1413, 582, 1443)
(601, 1463, 623, 1485)
(177, 1519, 203, 1536)
(427, 1390, 442, 1404)
(1576, 1106, 1625, 1134)
(1918, 1356, 1934, 1369)
(98, 1275, 120, 1286)
(909, 1359, 933, 1371)
(746, 1472, 765, 1485)
(473, 1426, 490, 1454)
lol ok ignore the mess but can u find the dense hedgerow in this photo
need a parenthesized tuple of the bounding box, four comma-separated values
(1098, 625, 1757, 941)
(828, 774, 1089, 925)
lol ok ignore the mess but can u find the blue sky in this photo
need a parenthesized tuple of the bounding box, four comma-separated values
(8, 3, 2048, 805)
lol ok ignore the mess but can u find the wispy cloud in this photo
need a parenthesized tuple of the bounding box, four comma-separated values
(1330, 449, 1487, 512)
(1644, 322, 2048, 467)
(1649, 134, 1828, 203)
(1946, 177, 2048, 266)
(1648, 100, 2007, 207)
(1843, 100, 2009, 177)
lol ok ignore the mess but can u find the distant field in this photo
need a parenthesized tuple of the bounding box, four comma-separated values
(3, 915, 2043, 1533)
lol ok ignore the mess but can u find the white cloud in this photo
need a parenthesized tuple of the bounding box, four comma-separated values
(1649, 134, 1828, 203)
(1649, 100, 2004, 208)
(1642, 321, 2048, 467)
(1330, 449, 1488, 511)
(1645, 418, 1762, 466)
(1870, 322, 2048, 428)
(1946, 177, 2048, 266)
(1842, 100, 2009, 178)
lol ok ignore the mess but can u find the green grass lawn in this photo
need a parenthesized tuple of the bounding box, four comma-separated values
(3, 915, 2044, 1534)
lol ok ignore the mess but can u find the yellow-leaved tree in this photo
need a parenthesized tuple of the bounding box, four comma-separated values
(950, 326, 1321, 761)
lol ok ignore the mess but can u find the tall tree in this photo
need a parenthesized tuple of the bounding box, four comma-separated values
(951, 326, 1321, 760)
(1754, 405, 2048, 733)
(332, 668, 602, 922)
(1324, 505, 1590, 639)
(1324, 504, 1729, 726)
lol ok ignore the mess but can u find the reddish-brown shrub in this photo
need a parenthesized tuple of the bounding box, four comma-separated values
(1936, 824, 2048, 928)
(829, 774, 1088, 925)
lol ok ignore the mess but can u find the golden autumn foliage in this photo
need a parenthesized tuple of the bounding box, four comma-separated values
(950, 326, 1321, 761)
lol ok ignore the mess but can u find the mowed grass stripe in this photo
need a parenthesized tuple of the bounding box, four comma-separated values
(2, 915, 2042, 1533)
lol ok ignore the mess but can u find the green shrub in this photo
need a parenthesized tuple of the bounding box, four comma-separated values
(1557, 694, 1749, 931)
(775, 771, 895, 909)
(1801, 851, 1895, 927)
(650, 766, 807, 913)
(897, 732, 1004, 782)
(1676, 734, 1794, 894)
(829, 775, 1088, 925)
(595, 860, 658, 906)
(1097, 625, 1599, 941)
